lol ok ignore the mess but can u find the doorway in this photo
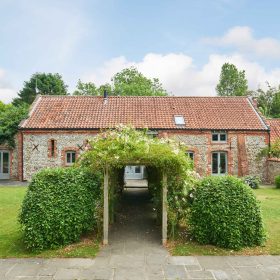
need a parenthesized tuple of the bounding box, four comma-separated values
(124, 165, 146, 180)
(0, 151, 10, 180)
(212, 152, 227, 175)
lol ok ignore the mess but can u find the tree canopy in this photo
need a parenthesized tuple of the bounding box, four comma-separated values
(254, 84, 280, 118)
(13, 73, 68, 105)
(216, 63, 248, 96)
(0, 103, 29, 147)
(72, 67, 168, 96)
(112, 67, 168, 96)
(72, 80, 98, 96)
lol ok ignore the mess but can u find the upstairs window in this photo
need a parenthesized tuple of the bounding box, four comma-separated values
(212, 131, 227, 142)
(174, 115, 185, 126)
(66, 151, 76, 166)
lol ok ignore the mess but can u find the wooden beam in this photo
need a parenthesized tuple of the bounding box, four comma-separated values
(103, 165, 109, 245)
(162, 173, 168, 246)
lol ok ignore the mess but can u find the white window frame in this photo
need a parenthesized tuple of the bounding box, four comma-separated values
(146, 130, 158, 138)
(0, 150, 10, 179)
(212, 151, 227, 175)
(174, 115, 185, 126)
(186, 151, 194, 161)
(65, 151, 76, 166)
(212, 131, 227, 143)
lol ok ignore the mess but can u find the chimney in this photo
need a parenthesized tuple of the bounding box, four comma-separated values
(103, 90, 108, 105)
(252, 97, 258, 108)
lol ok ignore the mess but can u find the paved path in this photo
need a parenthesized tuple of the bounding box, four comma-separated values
(0, 180, 28, 187)
(1, 255, 280, 279)
(124, 179, 148, 188)
(1, 188, 280, 279)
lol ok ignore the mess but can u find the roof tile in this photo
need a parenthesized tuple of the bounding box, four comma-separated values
(20, 96, 268, 130)
(267, 119, 280, 142)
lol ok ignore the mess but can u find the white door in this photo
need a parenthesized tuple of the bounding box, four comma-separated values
(0, 151, 10, 179)
(125, 166, 143, 179)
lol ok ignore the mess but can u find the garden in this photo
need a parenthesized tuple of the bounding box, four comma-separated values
(0, 125, 279, 257)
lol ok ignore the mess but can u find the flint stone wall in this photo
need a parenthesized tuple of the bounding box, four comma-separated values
(266, 158, 280, 184)
(23, 132, 96, 181)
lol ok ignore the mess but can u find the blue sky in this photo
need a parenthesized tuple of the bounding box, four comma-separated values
(1, 0, 280, 103)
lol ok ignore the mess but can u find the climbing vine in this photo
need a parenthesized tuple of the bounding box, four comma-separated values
(78, 125, 196, 238)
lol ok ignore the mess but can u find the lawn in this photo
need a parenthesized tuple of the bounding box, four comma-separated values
(170, 187, 280, 256)
(0, 187, 99, 258)
(1, 186, 279, 258)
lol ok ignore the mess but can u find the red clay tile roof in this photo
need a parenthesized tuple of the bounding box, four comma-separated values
(20, 95, 269, 130)
(267, 119, 280, 142)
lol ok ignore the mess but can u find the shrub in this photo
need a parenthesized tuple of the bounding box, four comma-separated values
(243, 175, 261, 189)
(275, 175, 280, 188)
(19, 167, 101, 251)
(189, 176, 266, 250)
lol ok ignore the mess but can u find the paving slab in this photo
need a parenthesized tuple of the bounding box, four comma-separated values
(187, 269, 215, 279)
(197, 256, 232, 270)
(226, 256, 260, 267)
(5, 262, 42, 278)
(167, 256, 199, 266)
(114, 267, 146, 280)
(211, 269, 242, 280)
(163, 264, 188, 279)
(54, 268, 80, 280)
(234, 266, 268, 280)
(78, 266, 114, 280)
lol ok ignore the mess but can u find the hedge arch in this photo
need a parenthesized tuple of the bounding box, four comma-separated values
(79, 125, 194, 245)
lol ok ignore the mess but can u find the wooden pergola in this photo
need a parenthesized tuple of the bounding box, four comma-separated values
(102, 166, 168, 246)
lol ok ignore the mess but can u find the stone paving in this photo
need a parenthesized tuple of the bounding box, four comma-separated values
(0, 180, 29, 187)
(1, 188, 280, 279)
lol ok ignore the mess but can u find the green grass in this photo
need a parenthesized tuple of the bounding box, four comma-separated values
(1, 186, 279, 257)
(170, 187, 280, 256)
(0, 187, 99, 258)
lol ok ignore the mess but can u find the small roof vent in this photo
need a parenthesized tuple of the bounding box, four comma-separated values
(174, 115, 185, 126)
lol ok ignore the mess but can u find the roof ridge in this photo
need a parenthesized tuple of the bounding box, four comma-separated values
(39, 95, 248, 98)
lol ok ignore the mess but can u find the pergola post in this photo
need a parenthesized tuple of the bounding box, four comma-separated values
(162, 173, 168, 246)
(103, 165, 109, 245)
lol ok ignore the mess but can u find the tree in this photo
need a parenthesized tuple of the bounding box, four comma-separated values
(216, 63, 248, 96)
(0, 103, 29, 147)
(72, 67, 168, 97)
(13, 73, 68, 105)
(254, 84, 280, 118)
(0, 101, 11, 112)
(112, 67, 168, 96)
(73, 80, 98, 96)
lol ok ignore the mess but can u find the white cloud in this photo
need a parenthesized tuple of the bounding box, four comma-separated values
(204, 26, 280, 59)
(83, 52, 280, 96)
(0, 69, 16, 104)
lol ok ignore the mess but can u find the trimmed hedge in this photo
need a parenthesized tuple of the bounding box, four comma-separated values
(19, 167, 101, 251)
(189, 176, 266, 250)
(275, 175, 280, 189)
